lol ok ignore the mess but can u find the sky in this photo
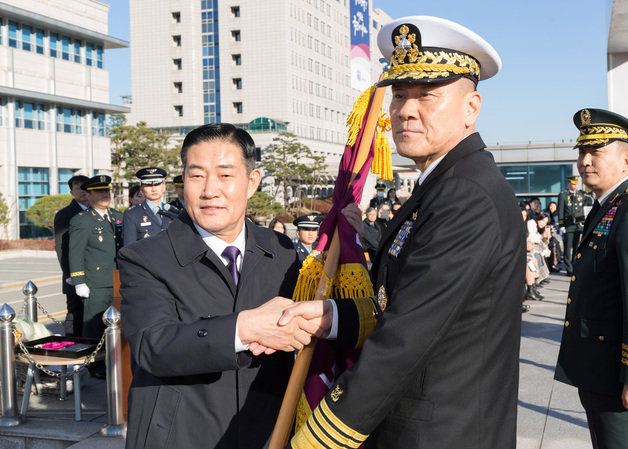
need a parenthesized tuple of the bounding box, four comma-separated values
(103, 0, 613, 146)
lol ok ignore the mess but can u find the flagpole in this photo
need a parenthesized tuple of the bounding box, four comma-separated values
(269, 82, 387, 449)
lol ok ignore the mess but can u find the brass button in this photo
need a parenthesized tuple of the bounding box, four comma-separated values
(96, 266, 100, 271)
(567, 297, 572, 304)
(593, 245, 598, 250)
(565, 321, 570, 327)
(577, 253, 581, 259)
(571, 275, 576, 281)
(599, 336, 605, 341)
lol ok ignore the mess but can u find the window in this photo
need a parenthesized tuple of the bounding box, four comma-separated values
(174, 105, 183, 117)
(0, 18, 3, 45)
(172, 35, 181, 46)
(92, 112, 105, 136)
(85, 43, 94, 66)
(15, 101, 46, 130)
(174, 82, 183, 93)
(56, 107, 83, 134)
(96, 46, 103, 68)
(35, 29, 44, 54)
(233, 102, 242, 114)
(173, 58, 182, 70)
(231, 30, 241, 42)
(172, 11, 181, 23)
(21, 25, 32, 51)
(73, 39, 81, 63)
(18, 167, 50, 238)
(8, 21, 18, 48)
(49, 33, 58, 58)
(233, 78, 242, 89)
(61, 35, 70, 60)
(232, 54, 241, 65)
(58, 169, 75, 194)
(231, 6, 240, 17)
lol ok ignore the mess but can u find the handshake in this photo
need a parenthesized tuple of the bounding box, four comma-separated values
(236, 297, 334, 356)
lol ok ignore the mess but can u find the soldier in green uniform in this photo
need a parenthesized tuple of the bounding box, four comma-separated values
(69, 175, 123, 377)
(558, 175, 590, 275)
(555, 108, 628, 449)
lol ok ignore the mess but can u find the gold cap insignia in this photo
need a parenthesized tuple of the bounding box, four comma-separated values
(307, 215, 316, 221)
(580, 109, 591, 126)
(330, 384, 344, 402)
(393, 24, 419, 65)
(100, 175, 106, 183)
(148, 168, 156, 174)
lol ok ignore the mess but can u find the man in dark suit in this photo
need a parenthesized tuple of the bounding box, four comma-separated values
(53, 174, 89, 336)
(69, 175, 123, 378)
(555, 108, 628, 449)
(168, 174, 185, 212)
(281, 16, 525, 448)
(558, 175, 589, 275)
(122, 167, 173, 245)
(118, 124, 316, 448)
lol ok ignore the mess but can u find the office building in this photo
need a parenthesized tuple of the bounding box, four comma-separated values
(0, 0, 129, 239)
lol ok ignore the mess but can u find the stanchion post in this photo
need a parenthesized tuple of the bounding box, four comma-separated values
(99, 306, 126, 437)
(23, 281, 38, 323)
(0, 304, 22, 426)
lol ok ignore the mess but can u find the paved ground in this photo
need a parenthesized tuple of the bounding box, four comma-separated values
(0, 251, 594, 447)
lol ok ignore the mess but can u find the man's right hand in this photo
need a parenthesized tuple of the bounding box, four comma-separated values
(75, 283, 90, 298)
(237, 297, 313, 354)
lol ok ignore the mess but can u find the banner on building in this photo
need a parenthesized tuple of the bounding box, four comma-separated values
(350, 0, 370, 91)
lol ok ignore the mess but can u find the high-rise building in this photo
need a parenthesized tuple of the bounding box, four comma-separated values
(0, 0, 129, 239)
(128, 0, 394, 202)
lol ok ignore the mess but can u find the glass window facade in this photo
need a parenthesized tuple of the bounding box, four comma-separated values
(18, 167, 50, 238)
(201, 1, 221, 124)
(92, 112, 105, 136)
(57, 107, 83, 134)
(58, 169, 75, 194)
(15, 101, 46, 130)
(499, 163, 574, 207)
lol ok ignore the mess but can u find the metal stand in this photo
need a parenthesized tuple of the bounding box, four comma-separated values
(100, 306, 126, 437)
(23, 280, 38, 323)
(0, 304, 22, 426)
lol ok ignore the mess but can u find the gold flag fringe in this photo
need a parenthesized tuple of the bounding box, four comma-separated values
(372, 113, 393, 181)
(346, 85, 375, 147)
(295, 392, 311, 435)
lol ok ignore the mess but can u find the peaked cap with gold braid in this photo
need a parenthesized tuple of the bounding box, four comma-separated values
(573, 108, 628, 148)
(377, 16, 501, 86)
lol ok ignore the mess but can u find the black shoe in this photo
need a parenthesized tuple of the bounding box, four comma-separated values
(526, 285, 543, 301)
(531, 285, 544, 300)
(522, 304, 530, 313)
(540, 278, 550, 285)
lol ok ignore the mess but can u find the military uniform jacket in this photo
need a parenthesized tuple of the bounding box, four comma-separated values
(68, 207, 123, 288)
(122, 202, 172, 245)
(54, 199, 84, 294)
(295, 241, 312, 264)
(555, 180, 628, 396)
(558, 189, 588, 231)
(292, 133, 526, 449)
(118, 213, 300, 449)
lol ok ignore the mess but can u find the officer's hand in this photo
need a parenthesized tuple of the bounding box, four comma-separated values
(342, 203, 364, 238)
(278, 299, 333, 339)
(75, 283, 90, 298)
(65, 277, 73, 286)
(622, 384, 628, 409)
(237, 297, 312, 352)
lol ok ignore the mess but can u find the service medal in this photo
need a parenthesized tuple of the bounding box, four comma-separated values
(388, 218, 415, 257)
(377, 285, 388, 311)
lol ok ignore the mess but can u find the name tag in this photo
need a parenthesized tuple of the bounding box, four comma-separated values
(141, 222, 152, 227)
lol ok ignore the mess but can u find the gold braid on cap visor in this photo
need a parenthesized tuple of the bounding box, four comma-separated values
(576, 124, 628, 146)
(387, 49, 481, 81)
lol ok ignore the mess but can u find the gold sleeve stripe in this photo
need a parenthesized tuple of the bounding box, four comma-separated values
(70, 271, 85, 277)
(356, 297, 377, 348)
(622, 344, 628, 365)
(319, 398, 368, 443)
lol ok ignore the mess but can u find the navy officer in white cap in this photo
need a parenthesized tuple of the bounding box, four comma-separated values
(283, 16, 526, 448)
(123, 167, 174, 245)
(292, 213, 323, 264)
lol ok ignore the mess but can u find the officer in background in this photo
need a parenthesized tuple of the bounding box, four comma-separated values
(123, 167, 173, 245)
(558, 175, 590, 275)
(555, 108, 628, 449)
(369, 182, 392, 209)
(69, 175, 123, 378)
(169, 174, 185, 212)
(53, 174, 89, 336)
(293, 213, 322, 264)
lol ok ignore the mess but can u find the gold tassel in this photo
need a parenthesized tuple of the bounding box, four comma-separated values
(346, 85, 375, 146)
(372, 113, 393, 181)
(293, 251, 324, 302)
(332, 263, 374, 299)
